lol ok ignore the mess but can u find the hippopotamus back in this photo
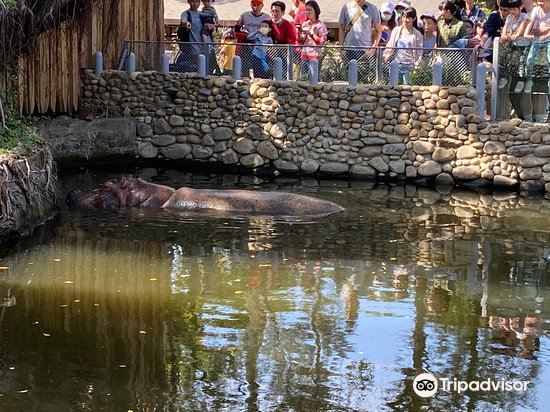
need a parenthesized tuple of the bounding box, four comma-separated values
(162, 187, 345, 216)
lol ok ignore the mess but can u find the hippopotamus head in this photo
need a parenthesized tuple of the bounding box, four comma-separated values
(66, 178, 176, 209)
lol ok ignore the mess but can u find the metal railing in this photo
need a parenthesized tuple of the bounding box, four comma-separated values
(492, 37, 550, 122)
(119, 40, 480, 87)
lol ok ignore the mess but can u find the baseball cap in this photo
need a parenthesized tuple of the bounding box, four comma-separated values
(395, 0, 411, 9)
(420, 12, 437, 23)
(380, 2, 396, 19)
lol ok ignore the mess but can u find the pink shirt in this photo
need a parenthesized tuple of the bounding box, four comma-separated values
(294, 6, 307, 26)
(298, 19, 328, 60)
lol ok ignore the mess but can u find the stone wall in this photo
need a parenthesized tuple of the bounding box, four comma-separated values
(81, 70, 550, 193)
(0, 144, 60, 243)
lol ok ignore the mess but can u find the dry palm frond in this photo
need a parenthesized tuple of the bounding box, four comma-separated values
(0, 0, 99, 63)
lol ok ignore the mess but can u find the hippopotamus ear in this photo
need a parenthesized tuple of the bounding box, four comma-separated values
(120, 177, 132, 190)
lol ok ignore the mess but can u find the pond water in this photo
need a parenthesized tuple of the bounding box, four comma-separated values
(0, 168, 549, 411)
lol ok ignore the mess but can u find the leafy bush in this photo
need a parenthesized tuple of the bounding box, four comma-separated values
(1, 64, 44, 155)
(0, 114, 42, 155)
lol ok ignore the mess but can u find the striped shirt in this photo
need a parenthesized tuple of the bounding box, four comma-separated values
(460, 6, 486, 25)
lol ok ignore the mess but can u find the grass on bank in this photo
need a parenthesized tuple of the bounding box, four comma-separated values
(0, 114, 43, 156)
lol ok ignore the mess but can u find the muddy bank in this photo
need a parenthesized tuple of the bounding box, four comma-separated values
(0, 143, 60, 243)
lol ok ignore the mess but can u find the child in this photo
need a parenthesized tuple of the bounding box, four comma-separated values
(463, 19, 475, 38)
(499, 0, 529, 91)
(218, 28, 237, 75)
(247, 20, 273, 79)
(201, 0, 219, 43)
(502, 0, 529, 42)
(420, 13, 438, 49)
(468, 21, 485, 48)
(523, 0, 550, 93)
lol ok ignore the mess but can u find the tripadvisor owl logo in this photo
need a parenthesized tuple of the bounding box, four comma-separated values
(412, 372, 531, 397)
(413, 373, 438, 397)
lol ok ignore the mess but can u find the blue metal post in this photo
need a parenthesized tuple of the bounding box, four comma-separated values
(376, 47, 383, 83)
(161, 53, 170, 73)
(349, 59, 358, 86)
(287, 45, 293, 81)
(127, 52, 136, 74)
(433, 60, 443, 86)
(232, 56, 242, 80)
(491, 37, 500, 119)
(475, 63, 487, 117)
(94, 51, 103, 75)
(198, 54, 207, 76)
(274, 57, 283, 81)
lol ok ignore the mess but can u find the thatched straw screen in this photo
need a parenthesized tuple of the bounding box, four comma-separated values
(4, 0, 164, 114)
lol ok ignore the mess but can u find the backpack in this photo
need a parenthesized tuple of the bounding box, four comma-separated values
(177, 11, 193, 42)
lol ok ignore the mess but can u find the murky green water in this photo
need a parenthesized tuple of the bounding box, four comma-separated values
(0, 168, 549, 411)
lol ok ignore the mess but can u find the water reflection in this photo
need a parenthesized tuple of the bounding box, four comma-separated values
(0, 169, 548, 411)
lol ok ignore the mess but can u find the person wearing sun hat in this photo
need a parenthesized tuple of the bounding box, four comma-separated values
(380, 1, 396, 21)
(420, 12, 438, 49)
(380, 2, 397, 44)
(394, 0, 411, 23)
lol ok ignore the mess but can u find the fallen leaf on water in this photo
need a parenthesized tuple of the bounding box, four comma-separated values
(234, 279, 242, 282)
(259, 264, 271, 267)
(9, 366, 15, 370)
(119, 364, 126, 368)
(139, 330, 147, 334)
(0, 266, 9, 270)
(53, 259, 61, 262)
(74, 300, 80, 303)
(64, 280, 74, 284)
(94, 304, 100, 307)
(234, 291, 243, 295)
(17, 389, 29, 394)
(149, 278, 158, 281)
(60, 304, 68, 308)
(43, 333, 51, 337)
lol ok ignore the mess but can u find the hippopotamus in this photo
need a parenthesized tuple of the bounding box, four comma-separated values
(67, 178, 345, 216)
(66, 178, 176, 209)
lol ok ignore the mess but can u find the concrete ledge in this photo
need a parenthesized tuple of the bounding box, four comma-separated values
(37, 117, 137, 161)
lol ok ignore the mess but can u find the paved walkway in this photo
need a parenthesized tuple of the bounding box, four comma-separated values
(165, 0, 435, 25)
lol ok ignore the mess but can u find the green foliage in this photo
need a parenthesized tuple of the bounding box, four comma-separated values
(318, 47, 348, 83)
(408, 67, 433, 86)
(0, 63, 44, 155)
(443, 65, 472, 86)
(0, 115, 43, 155)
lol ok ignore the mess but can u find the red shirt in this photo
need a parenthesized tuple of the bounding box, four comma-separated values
(271, 18, 297, 44)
